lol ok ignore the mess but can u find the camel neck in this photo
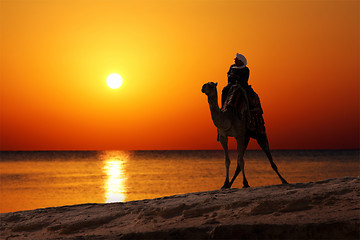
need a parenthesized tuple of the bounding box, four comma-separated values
(208, 95, 218, 106)
(207, 95, 230, 129)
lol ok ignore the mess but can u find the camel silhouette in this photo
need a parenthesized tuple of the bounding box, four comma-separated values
(201, 82, 288, 189)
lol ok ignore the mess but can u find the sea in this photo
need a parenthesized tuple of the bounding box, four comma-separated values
(0, 150, 359, 213)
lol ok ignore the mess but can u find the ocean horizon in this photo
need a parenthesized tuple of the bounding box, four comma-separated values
(1, 149, 359, 213)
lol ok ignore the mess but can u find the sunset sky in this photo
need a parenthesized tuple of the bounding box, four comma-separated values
(0, 0, 359, 150)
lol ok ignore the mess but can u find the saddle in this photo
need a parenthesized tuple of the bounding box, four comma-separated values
(222, 84, 266, 134)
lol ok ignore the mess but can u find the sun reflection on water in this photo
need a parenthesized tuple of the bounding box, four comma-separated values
(103, 151, 128, 203)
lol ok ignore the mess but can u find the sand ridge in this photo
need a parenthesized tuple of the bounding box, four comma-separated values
(1, 177, 359, 239)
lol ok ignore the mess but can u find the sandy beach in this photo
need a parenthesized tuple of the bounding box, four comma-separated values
(1, 176, 359, 239)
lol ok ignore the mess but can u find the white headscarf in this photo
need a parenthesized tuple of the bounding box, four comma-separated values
(236, 53, 247, 68)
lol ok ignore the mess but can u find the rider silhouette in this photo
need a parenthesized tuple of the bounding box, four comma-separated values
(222, 53, 253, 108)
(221, 53, 265, 133)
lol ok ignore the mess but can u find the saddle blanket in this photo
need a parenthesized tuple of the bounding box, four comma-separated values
(223, 85, 266, 134)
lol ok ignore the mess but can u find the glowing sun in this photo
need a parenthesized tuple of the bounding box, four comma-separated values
(106, 73, 123, 89)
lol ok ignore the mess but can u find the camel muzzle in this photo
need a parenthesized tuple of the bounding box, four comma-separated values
(201, 85, 206, 93)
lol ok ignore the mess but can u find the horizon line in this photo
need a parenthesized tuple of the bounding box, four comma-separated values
(1, 148, 359, 152)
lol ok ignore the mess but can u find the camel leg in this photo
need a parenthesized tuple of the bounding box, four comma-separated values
(229, 135, 250, 188)
(256, 134, 288, 184)
(220, 136, 231, 189)
(233, 137, 250, 188)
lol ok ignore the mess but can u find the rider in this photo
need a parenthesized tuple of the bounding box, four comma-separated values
(221, 53, 264, 133)
(222, 53, 252, 108)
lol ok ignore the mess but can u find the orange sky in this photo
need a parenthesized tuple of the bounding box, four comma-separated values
(0, 0, 359, 150)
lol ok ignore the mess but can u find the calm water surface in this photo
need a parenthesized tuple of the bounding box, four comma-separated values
(0, 150, 359, 213)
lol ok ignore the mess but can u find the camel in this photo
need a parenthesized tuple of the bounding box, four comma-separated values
(201, 82, 288, 189)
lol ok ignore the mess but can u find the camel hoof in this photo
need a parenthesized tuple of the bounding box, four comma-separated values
(221, 180, 231, 189)
(243, 184, 250, 188)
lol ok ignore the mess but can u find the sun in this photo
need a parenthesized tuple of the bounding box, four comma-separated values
(106, 73, 123, 89)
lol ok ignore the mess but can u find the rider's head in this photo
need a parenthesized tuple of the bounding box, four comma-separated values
(234, 53, 247, 67)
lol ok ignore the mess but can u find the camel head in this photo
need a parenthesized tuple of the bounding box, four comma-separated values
(201, 82, 218, 98)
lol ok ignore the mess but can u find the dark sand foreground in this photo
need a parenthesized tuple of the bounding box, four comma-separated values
(1, 177, 359, 239)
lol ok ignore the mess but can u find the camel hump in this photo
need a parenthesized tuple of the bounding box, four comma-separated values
(223, 85, 266, 134)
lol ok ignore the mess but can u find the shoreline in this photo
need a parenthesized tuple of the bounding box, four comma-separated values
(1, 177, 359, 239)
